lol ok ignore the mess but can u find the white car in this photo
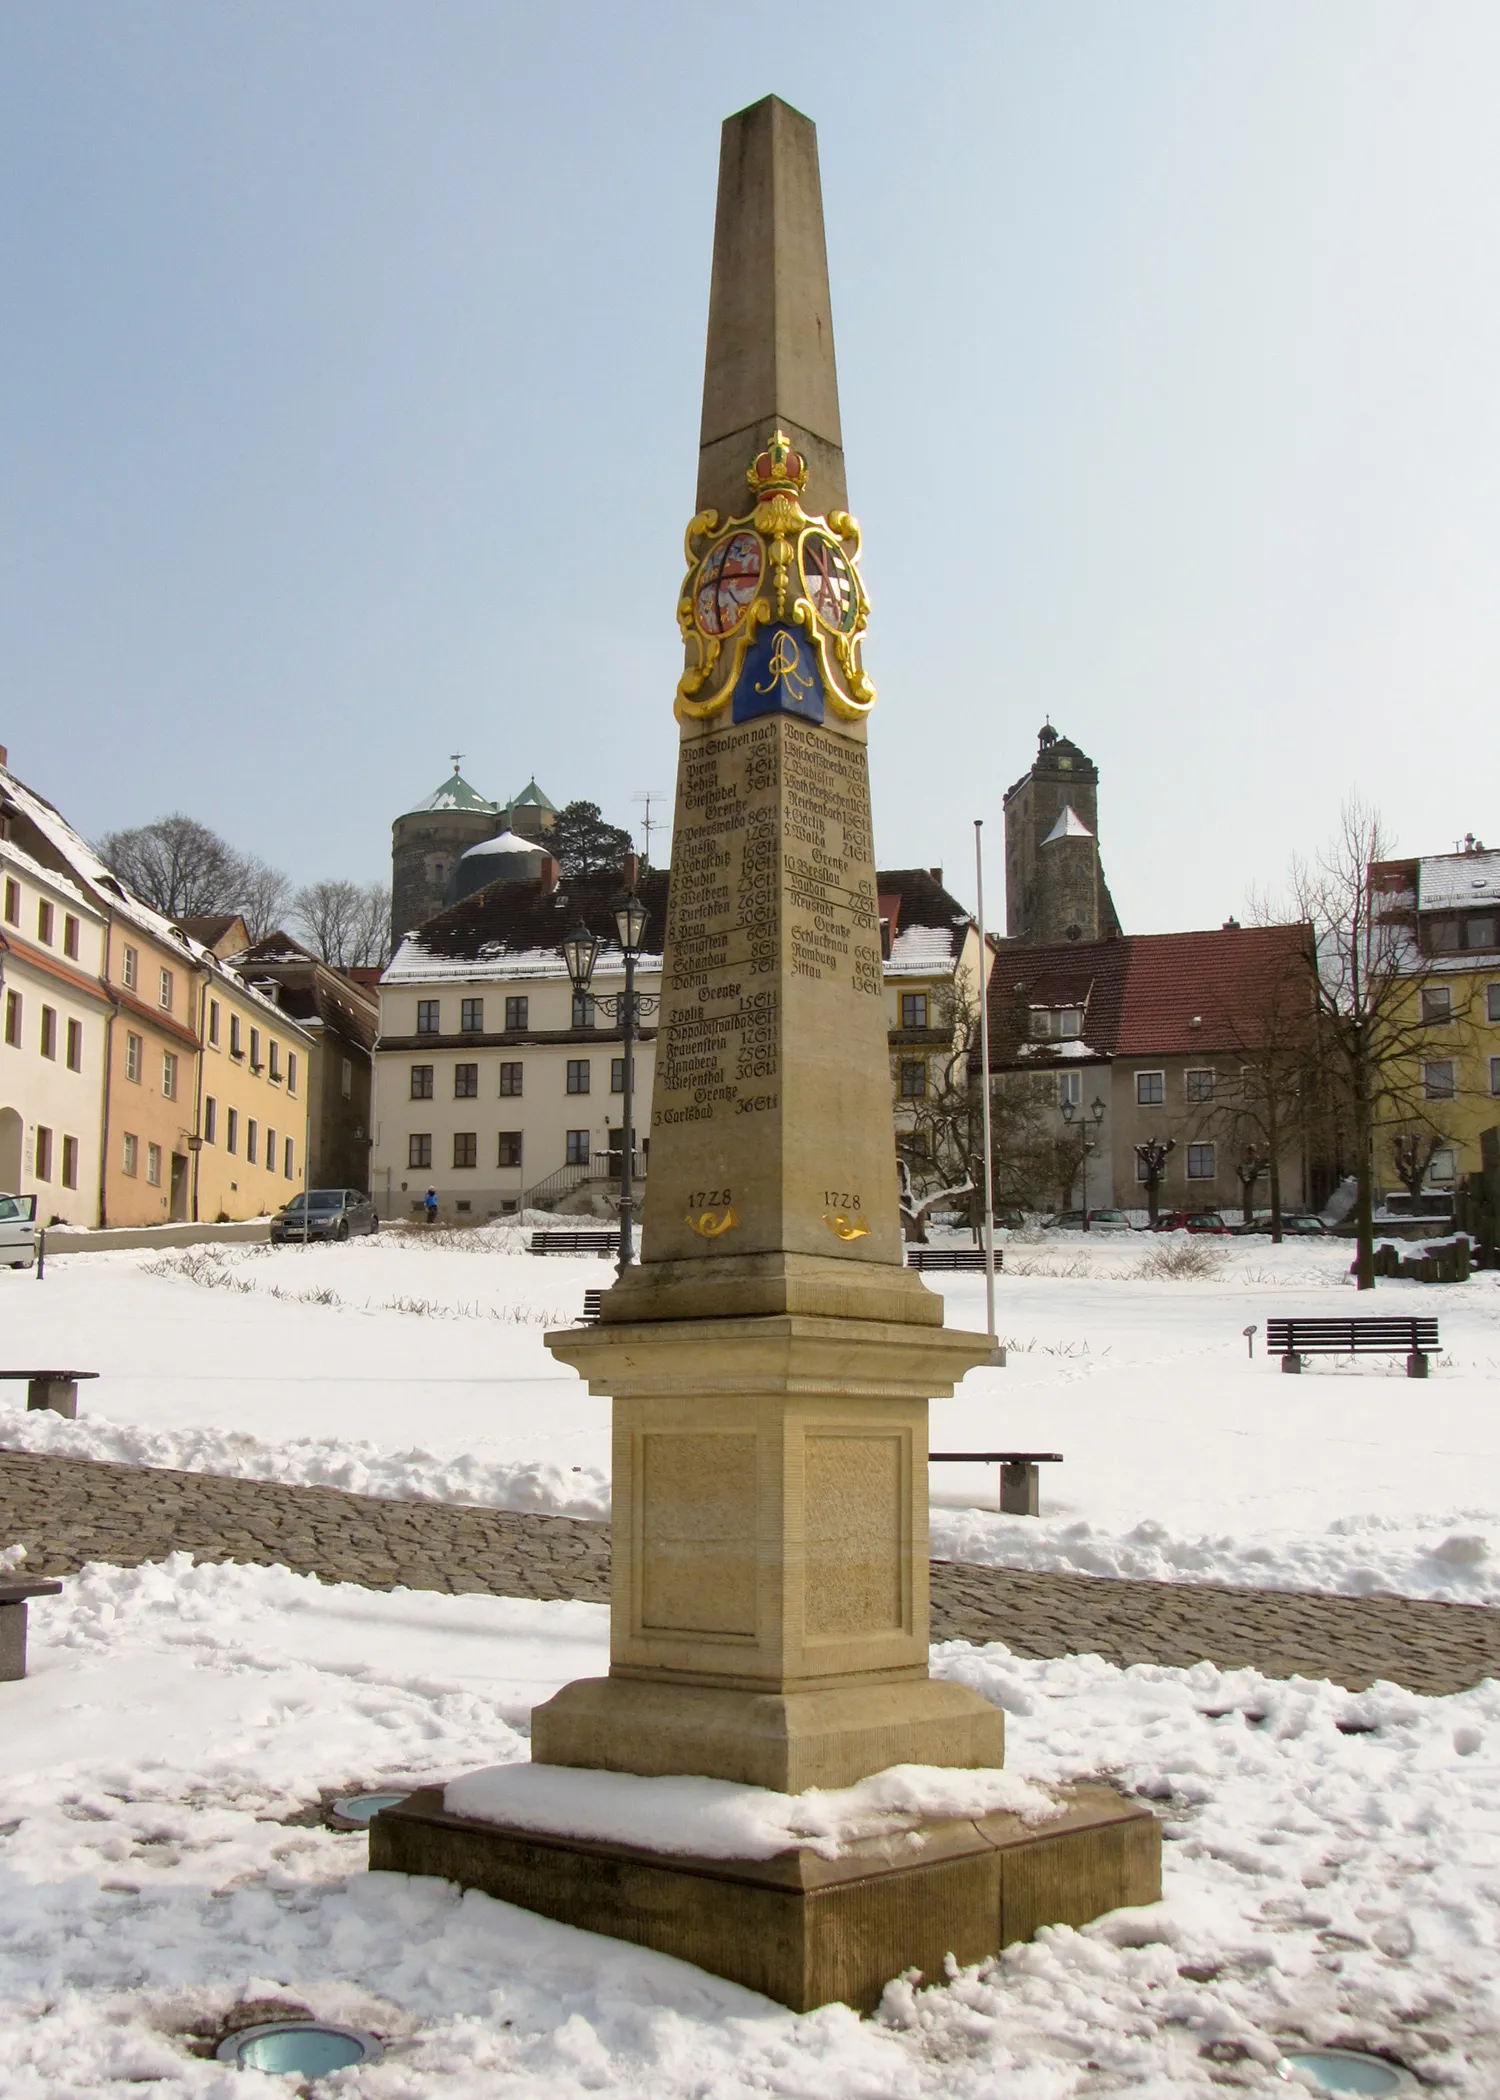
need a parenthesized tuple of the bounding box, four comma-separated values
(0, 1192, 37, 1269)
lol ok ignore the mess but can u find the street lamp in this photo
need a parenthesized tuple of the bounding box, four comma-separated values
(560, 896, 658, 1274)
(1060, 1093, 1107, 1228)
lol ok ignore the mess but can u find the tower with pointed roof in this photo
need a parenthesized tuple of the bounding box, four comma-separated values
(1003, 723, 1121, 944)
(390, 759, 501, 944)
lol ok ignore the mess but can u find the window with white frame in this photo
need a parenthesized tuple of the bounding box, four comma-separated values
(283, 1136, 294, 1178)
(208, 999, 220, 1046)
(1423, 1060, 1456, 1099)
(204, 1097, 217, 1144)
(125, 1030, 142, 1082)
(1186, 1142, 1216, 1179)
(121, 944, 138, 990)
(122, 1132, 139, 1177)
(250, 1027, 261, 1071)
(247, 1119, 258, 1166)
(1185, 1069, 1215, 1103)
(226, 1108, 238, 1154)
(158, 968, 173, 1011)
(146, 1142, 162, 1187)
(1136, 1070, 1165, 1106)
(266, 1127, 276, 1173)
(269, 1040, 280, 1081)
(1429, 1147, 1457, 1183)
(162, 1051, 177, 1100)
(1422, 985, 1453, 1025)
(1057, 1008, 1082, 1038)
(289, 1052, 299, 1095)
(230, 1014, 243, 1057)
(1059, 1070, 1081, 1108)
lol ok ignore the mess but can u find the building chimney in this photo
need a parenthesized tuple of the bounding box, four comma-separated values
(0, 746, 8, 769)
(623, 852, 640, 890)
(928, 866, 942, 885)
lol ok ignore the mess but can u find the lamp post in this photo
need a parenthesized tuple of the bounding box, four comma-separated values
(561, 894, 658, 1274)
(1060, 1093, 1107, 1227)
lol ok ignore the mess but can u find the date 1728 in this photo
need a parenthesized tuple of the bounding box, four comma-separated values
(823, 1191, 861, 1210)
(686, 1189, 731, 1209)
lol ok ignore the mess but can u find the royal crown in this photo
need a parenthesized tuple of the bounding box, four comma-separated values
(747, 429, 809, 496)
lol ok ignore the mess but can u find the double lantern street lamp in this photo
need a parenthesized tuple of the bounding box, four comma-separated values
(560, 892, 658, 1275)
(1060, 1094, 1107, 1228)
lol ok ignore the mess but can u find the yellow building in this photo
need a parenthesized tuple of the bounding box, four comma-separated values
(878, 868, 991, 1164)
(192, 960, 313, 1220)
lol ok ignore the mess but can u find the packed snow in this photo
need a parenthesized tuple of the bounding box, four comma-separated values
(3, 1226, 1499, 1602)
(0, 1555, 1492, 2093)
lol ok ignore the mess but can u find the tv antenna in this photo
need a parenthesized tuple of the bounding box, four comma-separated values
(634, 790, 668, 867)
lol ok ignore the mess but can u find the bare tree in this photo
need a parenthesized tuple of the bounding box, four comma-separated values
(1290, 801, 1465, 1289)
(237, 857, 295, 942)
(98, 815, 244, 919)
(1192, 945, 1317, 1242)
(293, 879, 391, 969)
(349, 881, 392, 970)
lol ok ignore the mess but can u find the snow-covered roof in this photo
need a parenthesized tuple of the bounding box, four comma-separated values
(0, 835, 97, 914)
(1417, 851, 1500, 912)
(1042, 804, 1093, 844)
(405, 769, 498, 816)
(460, 829, 546, 863)
(382, 938, 663, 989)
(886, 922, 964, 978)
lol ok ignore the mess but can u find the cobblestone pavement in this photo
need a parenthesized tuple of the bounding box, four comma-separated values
(3, 1451, 1496, 1695)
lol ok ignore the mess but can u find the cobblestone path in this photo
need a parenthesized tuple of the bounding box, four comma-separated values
(3, 1450, 1496, 1695)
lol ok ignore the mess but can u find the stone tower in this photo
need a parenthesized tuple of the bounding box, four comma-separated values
(389, 761, 501, 946)
(1003, 723, 1121, 944)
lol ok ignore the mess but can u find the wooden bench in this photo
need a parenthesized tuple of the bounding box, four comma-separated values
(580, 1289, 604, 1325)
(1, 1578, 63, 1681)
(0, 1369, 98, 1420)
(527, 1231, 621, 1257)
(906, 1246, 1004, 1273)
(929, 1449, 1064, 1517)
(1266, 1316, 1439, 1379)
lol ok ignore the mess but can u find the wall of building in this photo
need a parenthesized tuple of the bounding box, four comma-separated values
(100, 924, 204, 1227)
(1108, 1052, 1307, 1217)
(390, 808, 502, 945)
(0, 853, 108, 1224)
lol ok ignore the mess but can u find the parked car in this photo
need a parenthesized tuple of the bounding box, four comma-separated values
(1278, 1213, 1328, 1236)
(270, 1189, 379, 1244)
(1044, 1210, 1089, 1230)
(0, 1192, 37, 1269)
(1087, 1209, 1133, 1233)
(1155, 1209, 1230, 1234)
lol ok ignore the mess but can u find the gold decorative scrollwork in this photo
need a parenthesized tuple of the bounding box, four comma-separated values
(686, 1207, 739, 1238)
(823, 1212, 870, 1241)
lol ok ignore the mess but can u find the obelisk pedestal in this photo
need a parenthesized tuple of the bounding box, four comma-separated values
(371, 94, 1159, 2009)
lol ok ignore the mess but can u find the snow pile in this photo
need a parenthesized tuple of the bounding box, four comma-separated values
(0, 1556, 1494, 2091)
(444, 1759, 1059, 1860)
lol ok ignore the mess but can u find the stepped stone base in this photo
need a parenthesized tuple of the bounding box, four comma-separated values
(370, 1780, 1160, 2013)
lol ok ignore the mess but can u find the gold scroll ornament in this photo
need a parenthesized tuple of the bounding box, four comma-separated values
(823, 1212, 869, 1241)
(675, 430, 876, 722)
(686, 1208, 739, 1238)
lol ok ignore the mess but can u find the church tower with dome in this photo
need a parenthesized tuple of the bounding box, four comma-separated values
(389, 759, 558, 945)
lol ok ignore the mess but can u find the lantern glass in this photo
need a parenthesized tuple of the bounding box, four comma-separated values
(561, 922, 601, 993)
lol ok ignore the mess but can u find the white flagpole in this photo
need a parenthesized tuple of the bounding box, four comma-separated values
(974, 820, 997, 1348)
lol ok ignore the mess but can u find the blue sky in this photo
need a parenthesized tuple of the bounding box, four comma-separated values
(3, 3, 1497, 929)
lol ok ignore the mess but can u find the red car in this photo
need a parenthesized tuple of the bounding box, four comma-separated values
(1152, 1210, 1230, 1234)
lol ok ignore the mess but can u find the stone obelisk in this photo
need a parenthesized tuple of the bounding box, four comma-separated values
(537, 93, 1003, 1792)
(371, 97, 1159, 2011)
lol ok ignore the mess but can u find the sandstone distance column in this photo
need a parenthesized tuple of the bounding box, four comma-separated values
(370, 98, 1160, 2013)
(539, 96, 1003, 1790)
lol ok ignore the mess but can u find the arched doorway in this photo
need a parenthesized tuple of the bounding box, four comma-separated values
(0, 1107, 22, 1192)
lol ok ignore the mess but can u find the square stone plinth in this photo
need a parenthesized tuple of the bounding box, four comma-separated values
(370, 1781, 1160, 2013)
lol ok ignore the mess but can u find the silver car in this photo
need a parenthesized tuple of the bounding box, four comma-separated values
(0, 1192, 37, 1270)
(270, 1189, 379, 1244)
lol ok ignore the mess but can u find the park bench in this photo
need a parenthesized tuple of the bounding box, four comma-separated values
(929, 1449, 1064, 1517)
(1266, 1316, 1439, 1379)
(1, 1577, 63, 1681)
(527, 1230, 621, 1257)
(905, 1247, 1005, 1273)
(580, 1289, 604, 1325)
(0, 1369, 98, 1420)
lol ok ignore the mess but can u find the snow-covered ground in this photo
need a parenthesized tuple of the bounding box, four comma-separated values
(3, 1228, 1500, 1601)
(0, 1555, 1493, 2094)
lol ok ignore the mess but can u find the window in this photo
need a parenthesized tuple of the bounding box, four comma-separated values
(159, 968, 173, 1011)
(289, 1052, 299, 1096)
(284, 1136, 294, 1178)
(250, 1027, 261, 1070)
(121, 944, 138, 990)
(208, 999, 220, 1046)
(1057, 1009, 1083, 1038)
(1491, 1056, 1500, 1097)
(1429, 919, 1460, 953)
(1468, 917, 1496, 950)
(1, 878, 16, 924)
(1136, 1070, 1165, 1106)
(899, 1060, 927, 1100)
(901, 992, 929, 1030)
(1429, 1147, 1457, 1183)
(230, 1014, 243, 1057)
(461, 997, 484, 1034)
(1186, 1142, 1216, 1180)
(1489, 985, 1500, 1024)
(204, 1097, 217, 1144)
(247, 1119, 258, 1166)
(1423, 1060, 1456, 1099)
(505, 996, 529, 1032)
(40, 1006, 56, 1059)
(146, 1142, 162, 1187)
(572, 991, 596, 1030)
(61, 1135, 78, 1190)
(34, 1126, 52, 1180)
(417, 999, 440, 1034)
(37, 900, 53, 945)
(1059, 1070, 1081, 1108)
(269, 1040, 281, 1081)
(498, 1131, 523, 1168)
(125, 1030, 142, 1082)
(410, 1064, 434, 1099)
(565, 1128, 590, 1166)
(1135, 1153, 1152, 1183)
(409, 1133, 433, 1169)
(567, 1059, 591, 1095)
(1422, 986, 1453, 1025)
(226, 1108, 238, 1155)
(122, 1132, 139, 1178)
(63, 914, 79, 960)
(453, 1131, 478, 1169)
(266, 1127, 276, 1172)
(454, 1062, 479, 1098)
(162, 1051, 178, 1100)
(1028, 1009, 1050, 1038)
(65, 1019, 82, 1071)
(1185, 1069, 1215, 1103)
(3, 991, 20, 1047)
(500, 1061, 523, 1096)
(612, 1058, 626, 1093)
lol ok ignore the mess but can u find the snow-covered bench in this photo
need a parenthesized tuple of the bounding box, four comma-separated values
(0, 1577, 63, 1681)
(1266, 1316, 1439, 1379)
(0, 1369, 98, 1420)
(929, 1449, 1064, 1517)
